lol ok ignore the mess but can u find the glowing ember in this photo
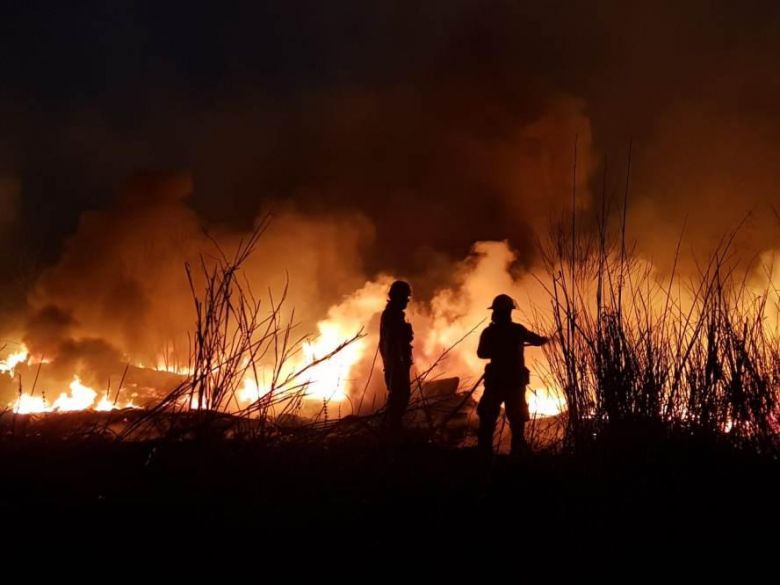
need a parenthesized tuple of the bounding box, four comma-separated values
(154, 358, 193, 376)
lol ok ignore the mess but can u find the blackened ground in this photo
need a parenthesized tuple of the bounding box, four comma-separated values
(0, 429, 778, 562)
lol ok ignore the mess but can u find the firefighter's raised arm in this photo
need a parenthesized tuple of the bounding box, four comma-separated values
(522, 327, 549, 347)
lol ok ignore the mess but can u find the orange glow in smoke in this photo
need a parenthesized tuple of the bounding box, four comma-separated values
(1, 261, 568, 419)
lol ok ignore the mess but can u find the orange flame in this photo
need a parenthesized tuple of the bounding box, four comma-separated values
(8, 375, 138, 414)
(0, 347, 29, 376)
(2, 246, 568, 420)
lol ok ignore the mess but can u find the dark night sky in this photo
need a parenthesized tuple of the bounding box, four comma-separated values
(1, 1, 780, 285)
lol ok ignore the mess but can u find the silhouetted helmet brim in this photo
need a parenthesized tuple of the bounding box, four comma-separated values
(488, 294, 517, 311)
(389, 280, 412, 299)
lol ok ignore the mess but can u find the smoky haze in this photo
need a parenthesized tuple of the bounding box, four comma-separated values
(0, 1, 779, 387)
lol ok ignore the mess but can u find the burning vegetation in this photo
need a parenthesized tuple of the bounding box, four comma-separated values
(2, 176, 779, 458)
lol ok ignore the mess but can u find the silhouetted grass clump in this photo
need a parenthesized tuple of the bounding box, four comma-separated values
(538, 207, 779, 455)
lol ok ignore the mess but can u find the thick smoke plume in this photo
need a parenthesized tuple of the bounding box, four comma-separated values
(2, 2, 780, 408)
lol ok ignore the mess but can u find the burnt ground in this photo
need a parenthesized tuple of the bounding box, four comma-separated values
(0, 423, 778, 565)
